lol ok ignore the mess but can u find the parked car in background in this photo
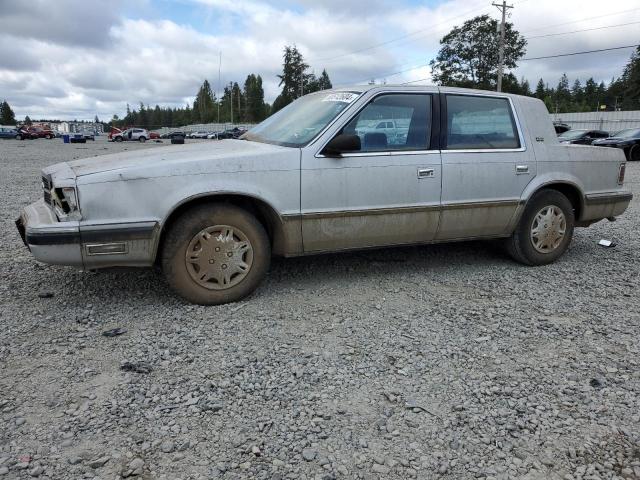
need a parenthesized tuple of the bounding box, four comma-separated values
(592, 128, 640, 161)
(149, 132, 161, 140)
(16, 127, 38, 140)
(29, 126, 56, 139)
(16, 126, 55, 140)
(0, 126, 18, 139)
(190, 131, 210, 139)
(16, 86, 632, 305)
(558, 129, 609, 145)
(217, 127, 247, 140)
(207, 131, 223, 139)
(112, 128, 149, 143)
(168, 131, 186, 144)
(356, 119, 408, 146)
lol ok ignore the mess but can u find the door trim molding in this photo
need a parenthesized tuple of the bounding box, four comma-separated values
(286, 199, 524, 220)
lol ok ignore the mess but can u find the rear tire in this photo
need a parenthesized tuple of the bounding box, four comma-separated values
(629, 144, 640, 162)
(161, 204, 271, 305)
(506, 189, 575, 266)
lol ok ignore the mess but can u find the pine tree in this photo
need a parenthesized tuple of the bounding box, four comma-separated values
(317, 69, 332, 90)
(24, 115, 32, 125)
(534, 79, 546, 100)
(194, 79, 216, 124)
(619, 46, 640, 109)
(0, 100, 17, 125)
(244, 74, 266, 123)
(554, 74, 571, 112)
(274, 45, 315, 112)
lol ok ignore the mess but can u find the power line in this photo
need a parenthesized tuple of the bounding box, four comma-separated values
(521, 7, 640, 34)
(521, 44, 639, 61)
(372, 44, 638, 86)
(310, 1, 490, 63)
(400, 78, 431, 85)
(527, 21, 640, 40)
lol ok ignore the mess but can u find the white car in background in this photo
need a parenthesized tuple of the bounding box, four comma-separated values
(112, 128, 149, 143)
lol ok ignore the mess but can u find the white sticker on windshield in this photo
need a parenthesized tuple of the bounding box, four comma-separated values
(322, 92, 359, 103)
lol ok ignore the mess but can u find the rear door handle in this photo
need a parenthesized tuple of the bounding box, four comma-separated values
(417, 168, 435, 179)
(516, 165, 529, 174)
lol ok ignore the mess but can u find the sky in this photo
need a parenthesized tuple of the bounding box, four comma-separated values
(0, 0, 638, 120)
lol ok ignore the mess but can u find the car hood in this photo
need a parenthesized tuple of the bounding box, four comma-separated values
(67, 140, 299, 184)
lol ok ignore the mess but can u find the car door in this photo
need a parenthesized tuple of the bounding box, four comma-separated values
(436, 92, 536, 240)
(300, 90, 442, 252)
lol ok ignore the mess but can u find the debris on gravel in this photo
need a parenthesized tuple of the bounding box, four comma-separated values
(1, 138, 639, 479)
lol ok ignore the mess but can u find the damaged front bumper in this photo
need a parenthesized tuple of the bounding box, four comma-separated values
(16, 199, 83, 267)
(16, 199, 160, 270)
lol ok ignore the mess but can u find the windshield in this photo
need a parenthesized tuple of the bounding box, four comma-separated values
(243, 91, 360, 147)
(611, 128, 640, 139)
(559, 130, 587, 139)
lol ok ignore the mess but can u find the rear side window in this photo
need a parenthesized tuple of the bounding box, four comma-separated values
(445, 95, 520, 150)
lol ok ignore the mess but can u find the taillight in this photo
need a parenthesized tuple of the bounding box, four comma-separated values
(618, 163, 626, 185)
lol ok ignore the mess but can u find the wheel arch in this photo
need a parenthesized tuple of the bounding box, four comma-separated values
(524, 181, 585, 221)
(154, 192, 290, 264)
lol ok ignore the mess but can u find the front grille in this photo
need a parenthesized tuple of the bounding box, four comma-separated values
(42, 174, 53, 205)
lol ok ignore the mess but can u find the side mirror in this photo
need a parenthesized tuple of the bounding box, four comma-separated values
(322, 134, 361, 157)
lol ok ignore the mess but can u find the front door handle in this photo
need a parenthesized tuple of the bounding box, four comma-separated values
(516, 165, 529, 175)
(417, 168, 435, 179)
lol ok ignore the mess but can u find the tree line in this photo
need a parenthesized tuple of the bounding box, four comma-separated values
(429, 15, 640, 112)
(111, 45, 333, 130)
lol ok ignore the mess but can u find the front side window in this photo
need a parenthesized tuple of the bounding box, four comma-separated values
(340, 94, 432, 152)
(446, 95, 520, 150)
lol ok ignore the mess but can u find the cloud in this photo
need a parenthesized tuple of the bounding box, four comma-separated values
(0, 0, 638, 120)
(0, 37, 42, 72)
(0, 0, 122, 48)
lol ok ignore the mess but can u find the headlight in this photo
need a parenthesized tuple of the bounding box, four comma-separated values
(53, 186, 81, 220)
(61, 187, 78, 211)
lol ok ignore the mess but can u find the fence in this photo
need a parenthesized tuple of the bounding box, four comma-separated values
(551, 111, 640, 133)
(154, 123, 256, 135)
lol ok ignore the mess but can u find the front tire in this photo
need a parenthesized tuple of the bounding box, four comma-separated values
(161, 204, 271, 305)
(114, 136, 123, 142)
(506, 189, 575, 266)
(139, 136, 146, 143)
(629, 144, 640, 162)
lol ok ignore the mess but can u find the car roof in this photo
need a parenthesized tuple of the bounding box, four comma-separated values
(322, 84, 532, 100)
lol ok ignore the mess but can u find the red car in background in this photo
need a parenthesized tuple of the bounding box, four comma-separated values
(17, 126, 55, 140)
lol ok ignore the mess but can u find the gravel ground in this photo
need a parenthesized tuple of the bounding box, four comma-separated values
(0, 137, 639, 480)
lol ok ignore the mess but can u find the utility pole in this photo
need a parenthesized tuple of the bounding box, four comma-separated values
(493, 0, 513, 92)
(300, 66, 304, 98)
(217, 52, 222, 124)
(229, 82, 234, 125)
